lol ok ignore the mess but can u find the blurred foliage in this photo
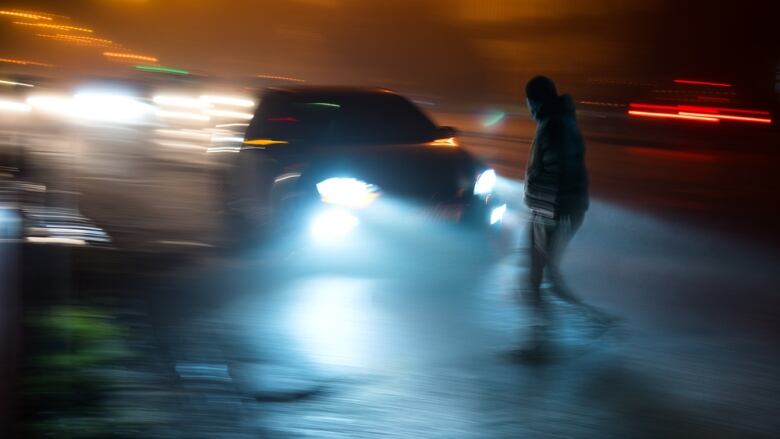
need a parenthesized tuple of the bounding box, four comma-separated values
(23, 305, 164, 438)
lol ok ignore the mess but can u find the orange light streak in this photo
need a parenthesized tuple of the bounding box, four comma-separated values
(678, 112, 772, 124)
(256, 74, 306, 83)
(243, 139, 289, 146)
(37, 34, 114, 46)
(13, 21, 93, 32)
(0, 57, 52, 67)
(428, 137, 460, 147)
(103, 52, 158, 62)
(0, 10, 52, 20)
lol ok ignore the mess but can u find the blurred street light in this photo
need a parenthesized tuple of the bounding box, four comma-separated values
(104, 52, 158, 63)
(13, 21, 93, 33)
(0, 57, 53, 67)
(0, 10, 52, 20)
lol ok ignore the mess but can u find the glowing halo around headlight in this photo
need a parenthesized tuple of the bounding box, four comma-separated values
(72, 92, 152, 123)
(310, 209, 359, 243)
(474, 169, 496, 196)
(316, 177, 380, 209)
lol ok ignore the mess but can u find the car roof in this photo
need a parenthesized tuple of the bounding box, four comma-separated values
(264, 85, 397, 99)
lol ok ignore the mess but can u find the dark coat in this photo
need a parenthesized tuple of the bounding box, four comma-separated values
(524, 94, 589, 218)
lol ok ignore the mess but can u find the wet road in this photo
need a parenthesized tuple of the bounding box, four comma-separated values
(144, 201, 779, 438)
(5, 110, 780, 437)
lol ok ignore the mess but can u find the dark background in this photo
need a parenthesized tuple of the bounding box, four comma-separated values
(2, 0, 778, 102)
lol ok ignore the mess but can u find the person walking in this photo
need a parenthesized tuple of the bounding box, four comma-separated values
(519, 75, 610, 358)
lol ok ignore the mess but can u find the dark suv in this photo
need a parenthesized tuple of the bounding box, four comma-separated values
(217, 86, 505, 252)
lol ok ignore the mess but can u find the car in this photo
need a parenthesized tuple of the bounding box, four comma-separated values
(217, 86, 506, 259)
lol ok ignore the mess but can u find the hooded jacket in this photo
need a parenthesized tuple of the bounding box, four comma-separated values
(524, 94, 589, 218)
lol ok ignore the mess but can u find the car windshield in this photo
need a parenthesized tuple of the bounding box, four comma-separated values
(245, 92, 439, 145)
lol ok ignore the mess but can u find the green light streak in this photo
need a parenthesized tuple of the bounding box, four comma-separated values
(134, 65, 189, 75)
(483, 111, 506, 127)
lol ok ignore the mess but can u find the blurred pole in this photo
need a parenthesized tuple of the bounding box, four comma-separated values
(1, 141, 28, 438)
(0, 203, 22, 437)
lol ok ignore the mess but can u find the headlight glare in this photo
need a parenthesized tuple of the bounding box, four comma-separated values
(490, 204, 507, 225)
(310, 208, 359, 242)
(316, 177, 380, 209)
(474, 169, 496, 196)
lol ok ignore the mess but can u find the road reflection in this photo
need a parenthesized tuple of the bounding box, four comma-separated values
(285, 276, 382, 369)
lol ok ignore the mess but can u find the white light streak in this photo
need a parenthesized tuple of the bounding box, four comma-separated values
(0, 79, 34, 87)
(0, 99, 31, 113)
(153, 94, 209, 109)
(200, 95, 255, 107)
(157, 110, 211, 122)
(204, 109, 254, 120)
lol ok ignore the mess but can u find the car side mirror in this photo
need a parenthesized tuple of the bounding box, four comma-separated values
(437, 126, 458, 138)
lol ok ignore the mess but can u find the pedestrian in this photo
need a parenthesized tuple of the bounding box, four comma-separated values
(518, 75, 611, 359)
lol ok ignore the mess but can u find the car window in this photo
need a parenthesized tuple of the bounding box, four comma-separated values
(245, 92, 439, 145)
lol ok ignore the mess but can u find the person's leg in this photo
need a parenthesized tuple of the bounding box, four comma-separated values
(545, 211, 584, 305)
(528, 212, 547, 294)
(519, 212, 552, 354)
(546, 212, 615, 324)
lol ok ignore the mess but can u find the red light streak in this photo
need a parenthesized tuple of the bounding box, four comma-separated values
(677, 105, 769, 116)
(627, 110, 719, 123)
(673, 79, 732, 87)
(628, 103, 772, 124)
(631, 103, 769, 116)
(267, 117, 298, 122)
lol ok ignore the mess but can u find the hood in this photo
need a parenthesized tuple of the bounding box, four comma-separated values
(527, 94, 576, 121)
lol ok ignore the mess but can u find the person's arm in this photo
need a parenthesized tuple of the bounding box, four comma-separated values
(553, 121, 588, 213)
(540, 121, 563, 183)
(524, 121, 562, 216)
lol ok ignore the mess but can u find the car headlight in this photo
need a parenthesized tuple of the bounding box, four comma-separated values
(474, 169, 496, 196)
(316, 177, 380, 209)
